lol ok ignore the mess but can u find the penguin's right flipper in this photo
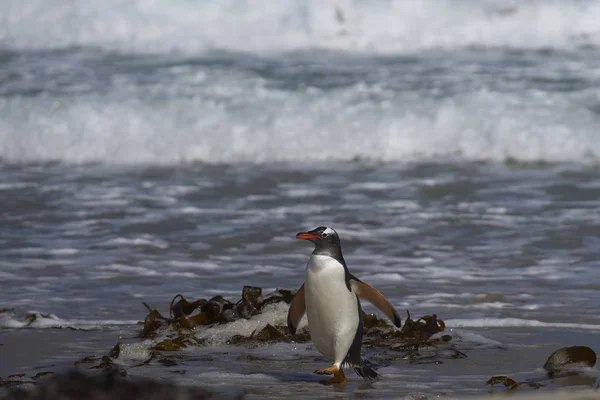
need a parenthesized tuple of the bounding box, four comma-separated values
(349, 277, 402, 328)
(287, 283, 305, 335)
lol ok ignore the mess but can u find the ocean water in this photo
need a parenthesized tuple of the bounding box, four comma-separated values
(1, 0, 600, 398)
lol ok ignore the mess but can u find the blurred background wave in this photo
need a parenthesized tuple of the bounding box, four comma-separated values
(1, 0, 599, 164)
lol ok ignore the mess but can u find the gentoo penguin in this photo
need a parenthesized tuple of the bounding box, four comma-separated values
(287, 226, 402, 384)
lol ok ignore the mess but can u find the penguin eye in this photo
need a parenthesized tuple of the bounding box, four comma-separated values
(321, 233, 328, 238)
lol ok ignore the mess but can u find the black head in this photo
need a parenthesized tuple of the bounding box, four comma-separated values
(296, 226, 344, 260)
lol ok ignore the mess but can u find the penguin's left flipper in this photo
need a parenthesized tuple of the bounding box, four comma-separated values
(349, 277, 402, 328)
(287, 283, 306, 335)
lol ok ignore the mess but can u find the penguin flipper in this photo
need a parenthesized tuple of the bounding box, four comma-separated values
(349, 277, 402, 328)
(287, 283, 305, 335)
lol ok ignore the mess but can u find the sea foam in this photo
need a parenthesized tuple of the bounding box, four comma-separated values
(1, 88, 598, 165)
(1, 0, 599, 54)
(446, 318, 600, 331)
(0, 310, 137, 330)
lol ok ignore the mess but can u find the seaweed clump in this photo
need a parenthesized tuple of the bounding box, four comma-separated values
(137, 286, 449, 353)
(139, 286, 296, 339)
(137, 286, 309, 351)
(361, 310, 459, 365)
(363, 310, 446, 346)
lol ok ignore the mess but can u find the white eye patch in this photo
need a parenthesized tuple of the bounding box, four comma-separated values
(322, 227, 336, 236)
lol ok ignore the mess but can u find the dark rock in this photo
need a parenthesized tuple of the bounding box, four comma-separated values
(544, 346, 597, 377)
(1, 369, 240, 400)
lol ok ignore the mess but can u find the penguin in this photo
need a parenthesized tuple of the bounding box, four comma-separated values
(287, 226, 402, 384)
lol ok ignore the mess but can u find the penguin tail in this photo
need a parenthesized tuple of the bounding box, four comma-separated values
(351, 362, 380, 381)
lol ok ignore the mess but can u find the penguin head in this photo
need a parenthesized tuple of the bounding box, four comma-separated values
(296, 226, 342, 257)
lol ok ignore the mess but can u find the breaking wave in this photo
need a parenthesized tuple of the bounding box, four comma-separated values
(1, 88, 598, 165)
(1, 0, 600, 54)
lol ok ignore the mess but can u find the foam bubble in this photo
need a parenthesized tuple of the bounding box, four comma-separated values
(118, 342, 154, 362)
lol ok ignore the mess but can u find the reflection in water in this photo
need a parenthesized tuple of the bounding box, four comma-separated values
(551, 372, 597, 388)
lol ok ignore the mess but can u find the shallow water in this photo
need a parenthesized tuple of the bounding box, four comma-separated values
(2, 162, 600, 398)
(2, 0, 600, 397)
(2, 162, 600, 326)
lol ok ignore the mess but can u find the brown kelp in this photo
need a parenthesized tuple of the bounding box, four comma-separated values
(138, 286, 447, 350)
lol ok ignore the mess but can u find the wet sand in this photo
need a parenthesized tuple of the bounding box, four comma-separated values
(2, 324, 599, 399)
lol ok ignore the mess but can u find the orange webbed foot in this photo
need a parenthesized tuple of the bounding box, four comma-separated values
(319, 369, 346, 385)
(314, 365, 339, 375)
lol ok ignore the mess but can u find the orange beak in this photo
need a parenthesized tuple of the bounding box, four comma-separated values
(296, 232, 319, 240)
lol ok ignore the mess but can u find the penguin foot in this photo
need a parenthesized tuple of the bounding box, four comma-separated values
(314, 365, 338, 375)
(319, 370, 346, 385)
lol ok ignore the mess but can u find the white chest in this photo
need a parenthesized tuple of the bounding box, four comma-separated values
(304, 255, 351, 303)
(304, 254, 359, 364)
